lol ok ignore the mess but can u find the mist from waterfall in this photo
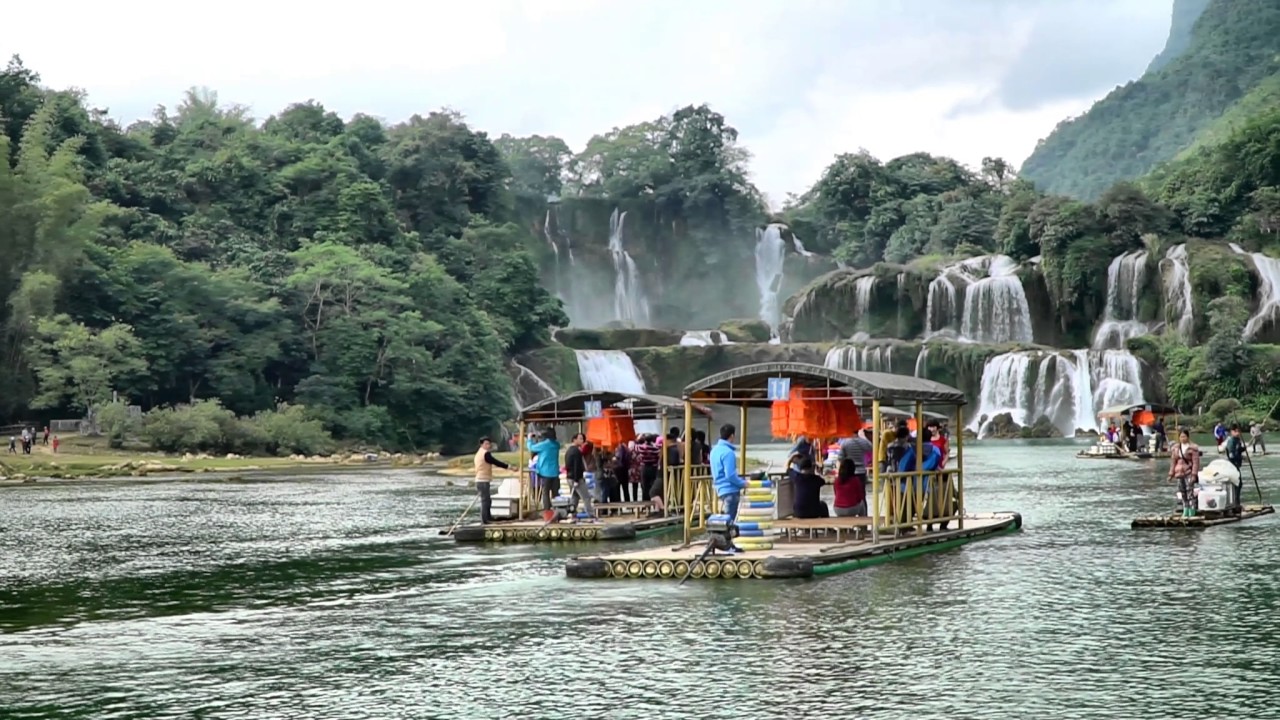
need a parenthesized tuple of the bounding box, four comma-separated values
(1243, 251, 1280, 340)
(574, 349, 659, 434)
(608, 209, 651, 327)
(1161, 244, 1194, 340)
(824, 345, 896, 374)
(1093, 250, 1150, 350)
(969, 349, 1145, 438)
(755, 224, 788, 339)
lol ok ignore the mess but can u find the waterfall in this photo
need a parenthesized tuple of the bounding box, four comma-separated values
(545, 208, 567, 308)
(1243, 252, 1280, 340)
(926, 255, 1032, 342)
(608, 208, 651, 327)
(792, 235, 814, 257)
(925, 269, 962, 337)
(755, 223, 789, 338)
(853, 276, 877, 331)
(824, 345, 896, 373)
(574, 349, 658, 434)
(969, 348, 1146, 437)
(913, 346, 930, 378)
(1092, 250, 1150, 349)
(1160, 244, 1194, 340)
(510, 360, 557, 409)
(960, 255, 1034, 344)
(679, 330, 732, 346)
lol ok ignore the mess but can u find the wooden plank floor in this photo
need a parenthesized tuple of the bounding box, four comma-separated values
(583, 513, 1017, 563)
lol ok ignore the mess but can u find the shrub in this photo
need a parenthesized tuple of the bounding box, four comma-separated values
(248, 404, 335, 456)
(1209, 398, 1242, 420)
(95, 402, 138, 449)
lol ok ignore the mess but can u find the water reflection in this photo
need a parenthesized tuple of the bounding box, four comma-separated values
(2, 443, 1279, 719)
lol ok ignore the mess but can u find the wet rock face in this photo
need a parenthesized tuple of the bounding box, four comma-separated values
(982, 412, 1021, 439)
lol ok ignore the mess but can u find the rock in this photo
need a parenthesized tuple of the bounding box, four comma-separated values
(553, 327, 685, 350)
(717, 319, 773, 343)
(1020, 415, 1058, 439)
(181, 453, 195, 462)
(225, 453, 242, 460)
(983, 413, 1022, 439)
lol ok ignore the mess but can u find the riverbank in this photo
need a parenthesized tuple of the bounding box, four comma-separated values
(0, 435, 446, 483)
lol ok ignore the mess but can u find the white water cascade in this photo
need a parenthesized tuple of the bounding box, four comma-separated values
(1243, 251, 1280, 340)
(608, 209, 651, 327)
(926, 255, 1032, 343)
(574, 349, 658, 434)
(1093, 250, 1150, 350)
(510, 360, 557, 409)
(755, 223, 789, 340)
(914, 346, 930, 378)
(1160, 244, 1194, 340)
(968, 349, 1145, 437)
(679, 330, 733, 346)
(852, 276, 877, 332)
(824, 345, 896, 374)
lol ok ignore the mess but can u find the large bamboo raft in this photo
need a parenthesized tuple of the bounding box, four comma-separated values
(1131, 504, 1275, 529)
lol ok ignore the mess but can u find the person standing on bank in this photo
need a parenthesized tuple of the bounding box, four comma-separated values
(474, 437, 511, 524)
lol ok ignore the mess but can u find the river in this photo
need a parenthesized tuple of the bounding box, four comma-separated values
(2, 439, 1278, 719)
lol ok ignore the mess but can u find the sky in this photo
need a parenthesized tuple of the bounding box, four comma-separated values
(8, 0, 1174, 207)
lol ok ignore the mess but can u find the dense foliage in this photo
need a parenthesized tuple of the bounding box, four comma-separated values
(0, 58, 566, 453)
(1020, 0, 1280, 200)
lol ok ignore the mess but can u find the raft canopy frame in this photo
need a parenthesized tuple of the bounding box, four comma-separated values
(678, 362, 969, 546)
(1096, 402, 1180, 420)
(514, 391, 715, 520)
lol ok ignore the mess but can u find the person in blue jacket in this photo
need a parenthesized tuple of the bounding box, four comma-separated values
(710, 423, 748, 526)
(896, 427, 943, 529)
(527, 430, 562, 510)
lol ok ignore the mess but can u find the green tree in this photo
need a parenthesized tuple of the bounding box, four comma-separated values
(25, 314, 147, 412)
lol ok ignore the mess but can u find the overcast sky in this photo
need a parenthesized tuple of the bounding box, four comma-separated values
(10, 0, 1173, 206)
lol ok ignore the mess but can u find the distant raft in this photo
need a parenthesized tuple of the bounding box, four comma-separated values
(1131, 504, 1275, 529)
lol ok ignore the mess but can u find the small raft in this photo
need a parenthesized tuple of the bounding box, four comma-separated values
(1131, 504, 1275, 529)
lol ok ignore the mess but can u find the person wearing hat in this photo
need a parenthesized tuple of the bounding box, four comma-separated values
(473, 436, 511, 524)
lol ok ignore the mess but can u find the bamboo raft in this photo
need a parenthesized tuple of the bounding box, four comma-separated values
(452, 513, 682, 543)
(1131, 504, 1275, 529)
(566, 512, 1022, 580)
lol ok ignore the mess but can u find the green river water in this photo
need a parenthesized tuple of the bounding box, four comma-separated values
(2, 439, 1279, 720)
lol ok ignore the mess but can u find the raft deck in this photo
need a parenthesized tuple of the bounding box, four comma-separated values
(452, 512, 683, 543)
(1131, 504, 1275, 529)
(565, 512, 1022, 580)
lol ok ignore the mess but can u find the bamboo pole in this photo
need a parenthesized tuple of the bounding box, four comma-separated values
(956, 405, 965, 530)
(915, 401, 925, 535)
(871, 400, 881, 545)
(683, 400, 694, 545)
(517, 421, 528, 518)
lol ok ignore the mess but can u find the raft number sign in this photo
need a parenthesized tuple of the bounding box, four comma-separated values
(767, 377, 791, 401)
(583, 400, 603, 419)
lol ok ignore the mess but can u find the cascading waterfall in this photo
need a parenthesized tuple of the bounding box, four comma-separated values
(959, 255, 1034, 344)
(824, 345, 896, 373)
(1243, 251, 1280, 340)
(608, 209, 651, 327)
(574, 349, 658, 434)
(914, 346, 930, 378)
(1160, 244, 1194, 340)
(853, 276, 877, 331)
(510, 360, 557, 409)
(969, 349, 1146, 437)
(925, 255, 1032, 343)
(1093, 250, 1150, 349)
(755, 224, 789, 339)
(679, 330, 733, 346)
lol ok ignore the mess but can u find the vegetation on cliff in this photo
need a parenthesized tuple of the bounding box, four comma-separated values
(1020, 0, 1280, 200)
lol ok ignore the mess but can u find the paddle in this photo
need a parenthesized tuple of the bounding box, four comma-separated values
(1244, 447, 1263, 504)
(439, 493, 479, 536)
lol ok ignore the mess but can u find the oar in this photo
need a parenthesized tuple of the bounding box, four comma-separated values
(1244, 448, 1263, 504)
(439, 494, 479, 536)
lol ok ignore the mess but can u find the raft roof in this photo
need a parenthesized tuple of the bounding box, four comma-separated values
(519, 391, 714, 424)
(879, 406, 949, 421)
(1097, 402, 1180, 419)
(683, 362, 967, 406)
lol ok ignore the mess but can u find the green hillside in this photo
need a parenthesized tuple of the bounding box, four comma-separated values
(1020, 0, 1280, 200)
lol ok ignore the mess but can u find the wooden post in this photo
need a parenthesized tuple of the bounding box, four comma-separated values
(871, 400, 881, 544)
(739, 404, 748, 477)
(517, 421, 528, 518)
(660, 409, 669, 509)
(915, 400, 925, 535)
(683, 400, 694, 545)
(956, 404, 965, 530)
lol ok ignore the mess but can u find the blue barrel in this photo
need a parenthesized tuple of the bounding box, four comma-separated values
(747, 501, 775, 509)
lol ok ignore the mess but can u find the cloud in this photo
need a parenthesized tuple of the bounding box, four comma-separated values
(8, 0, 1172, 206)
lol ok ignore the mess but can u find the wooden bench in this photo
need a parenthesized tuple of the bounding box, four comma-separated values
(594, 502, 651, 519)
(774, 517, 873, 543)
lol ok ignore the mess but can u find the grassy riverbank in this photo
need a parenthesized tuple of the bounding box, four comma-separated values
(0, 435, 441, 483)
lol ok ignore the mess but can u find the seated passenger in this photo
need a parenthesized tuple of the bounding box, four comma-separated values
(833, 457, 867, 517)
(792, 456, 830, 519)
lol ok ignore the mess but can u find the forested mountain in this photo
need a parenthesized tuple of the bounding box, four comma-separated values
(1020, 0, 1280, 200)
